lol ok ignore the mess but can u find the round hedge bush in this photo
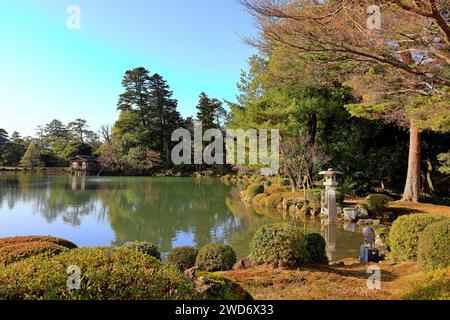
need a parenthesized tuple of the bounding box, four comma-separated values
(121, 241, 161, 260)
(168, 246, 199, 271)
(0, 236, 77, 250)
(0, 247, 197, 300)
(389, 214, 445, 262)
(304, 233, 328, 264)
(417, 219, 450, 271)
(250, 224, 309, 268)
(364, 194, 393, 215)
(197, 272, 253, 300)
(195, 244, 237, 272)
(0, 236, 78, 266)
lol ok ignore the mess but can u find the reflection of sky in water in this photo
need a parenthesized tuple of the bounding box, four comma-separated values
(0, 174, 363, 260)
(0, 202, 115, 247)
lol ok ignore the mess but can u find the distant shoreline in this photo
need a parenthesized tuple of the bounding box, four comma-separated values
(0, 167, 69, 173)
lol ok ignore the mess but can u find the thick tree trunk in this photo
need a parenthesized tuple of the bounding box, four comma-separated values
(401, 125, 421, 202)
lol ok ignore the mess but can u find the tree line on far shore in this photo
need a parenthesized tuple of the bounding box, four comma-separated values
(2, 0, 450, 204)
(0, 68, 226, 174)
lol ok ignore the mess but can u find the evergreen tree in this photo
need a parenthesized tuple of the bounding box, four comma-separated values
(196, 92, 226, 130)
(20, 142, 42, 169)
(68, 119, 90, 142)
(45, 120, 69, 144)
(0, 129, 9, 165)
(149, 73, 182, 163)
(112, 68, 183, 170)
(2, 131, 26, 166)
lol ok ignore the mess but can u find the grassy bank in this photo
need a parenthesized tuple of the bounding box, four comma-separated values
(221, 262, 449, 300)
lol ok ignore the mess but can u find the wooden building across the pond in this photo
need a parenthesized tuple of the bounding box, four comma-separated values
(70, 156, 101, 175)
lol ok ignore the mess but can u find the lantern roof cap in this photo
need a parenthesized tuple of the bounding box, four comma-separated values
(319, 168, 343, 176)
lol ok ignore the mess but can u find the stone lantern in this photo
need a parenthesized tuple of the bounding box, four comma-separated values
(319, 168, 343, 221)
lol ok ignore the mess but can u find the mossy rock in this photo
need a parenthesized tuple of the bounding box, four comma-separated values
(264, 186, 288, 195)
(389, 214, 445, 262)
(262, 193, 283, 208)
(253, 193, 268, 204)
(300, 204, 311, 216)
(417, 219, 450, 271)
(121, 241, 161, 260)
(196, 272, 253, 300)
(0, 247, 198, 300)
(221, 174, 232, 182)
(196, 244, 237, 272)
(277, 178, 291, 187)
(168, 246, 199, 271)
(0, 236, 78, 266)
(253, 176, 267, 184)
(244, 184, 265, 199)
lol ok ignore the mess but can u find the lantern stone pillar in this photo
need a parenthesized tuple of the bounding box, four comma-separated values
(319, 168, 343, 221)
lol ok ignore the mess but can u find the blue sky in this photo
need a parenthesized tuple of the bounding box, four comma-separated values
(0, 0, 256, 137)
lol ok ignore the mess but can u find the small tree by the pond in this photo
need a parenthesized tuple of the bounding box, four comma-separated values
(281, 135, 329, 193)
(20, 142, 43, 169)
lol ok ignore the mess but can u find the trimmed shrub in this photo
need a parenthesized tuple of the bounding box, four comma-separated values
(262, 193, 283, 208)
(0, 247, 198, 300)
(250, 224, 309, 268)
(245, 184, 265, 199)
(121, 241, 161, 260)
(364, 194, 393, 215)
(196, 272, 253, 300)
(305, 189, 322, 209)
(168, 246, 199, 271)
(0, 236, 77, 266)
(403, 268, 450, 300)
(0, 241, 66, 266)
(389, 214, 445, 262)
(196, 244, 237, 272)
(336, 191, 345, 206)
(304, 233, 328, 264)
(417, 219, 450, 271)
(0, 236, 77, 250)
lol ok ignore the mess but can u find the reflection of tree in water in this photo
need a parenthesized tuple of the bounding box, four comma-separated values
(99, 178, 249, 255)
(0, 173, 104, 225)
(0, 174, 364, 259)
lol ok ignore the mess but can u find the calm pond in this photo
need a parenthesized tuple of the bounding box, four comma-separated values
(0, 173, 363, 261)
